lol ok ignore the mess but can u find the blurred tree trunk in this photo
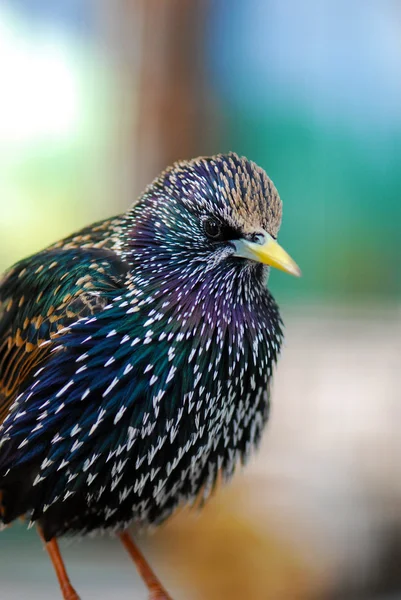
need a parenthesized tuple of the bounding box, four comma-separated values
(95, 0, 216, 205)
(135, 0, 212, 192)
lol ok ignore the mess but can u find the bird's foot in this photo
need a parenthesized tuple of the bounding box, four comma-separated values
(60, 582, 80, 600)
(148, 587, 173, 600)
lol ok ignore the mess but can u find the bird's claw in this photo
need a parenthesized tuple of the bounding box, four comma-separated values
(149, 590, 173, 600)
(61, 587, 80, 600)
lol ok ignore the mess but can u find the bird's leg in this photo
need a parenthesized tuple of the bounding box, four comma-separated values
(38, 528, 80, 600)
(118, 530, 173, 600)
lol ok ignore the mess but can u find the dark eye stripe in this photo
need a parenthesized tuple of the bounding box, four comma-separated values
(202, 218, 242, 243)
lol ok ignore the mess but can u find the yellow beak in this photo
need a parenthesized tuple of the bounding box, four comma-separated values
(233, 232, 301, 277)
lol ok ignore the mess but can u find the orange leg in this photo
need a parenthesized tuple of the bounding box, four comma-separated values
(38, 528, 80, 600)
(119, 530, 173, 600)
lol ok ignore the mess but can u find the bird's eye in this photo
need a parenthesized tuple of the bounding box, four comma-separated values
(203, 218, 223, 240)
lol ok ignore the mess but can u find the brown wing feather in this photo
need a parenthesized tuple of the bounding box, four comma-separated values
(0, 336, 49, 423)
(0, 216, 126, 425)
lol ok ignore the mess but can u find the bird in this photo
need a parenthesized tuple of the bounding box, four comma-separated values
(0, 152, 300, 600)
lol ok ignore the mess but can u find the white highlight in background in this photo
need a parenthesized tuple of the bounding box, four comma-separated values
(0, 8, 81, 146)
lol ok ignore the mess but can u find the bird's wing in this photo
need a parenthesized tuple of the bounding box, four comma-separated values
(47, 216, 123, 252)
(0, 244, 128, 425)
(0, 291, 187, 528)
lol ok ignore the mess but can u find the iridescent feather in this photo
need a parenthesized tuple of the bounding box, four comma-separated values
(0, 153, 285, 541)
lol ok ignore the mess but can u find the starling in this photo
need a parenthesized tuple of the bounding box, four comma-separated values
(0, 153, 300, 599)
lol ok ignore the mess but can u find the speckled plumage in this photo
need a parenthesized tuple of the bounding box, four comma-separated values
(0, 153, 285, 542)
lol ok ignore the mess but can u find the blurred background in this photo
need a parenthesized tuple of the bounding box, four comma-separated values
(0, 1, 400, 598)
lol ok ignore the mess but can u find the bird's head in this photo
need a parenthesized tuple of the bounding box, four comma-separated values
(121, 153, 300, 288)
